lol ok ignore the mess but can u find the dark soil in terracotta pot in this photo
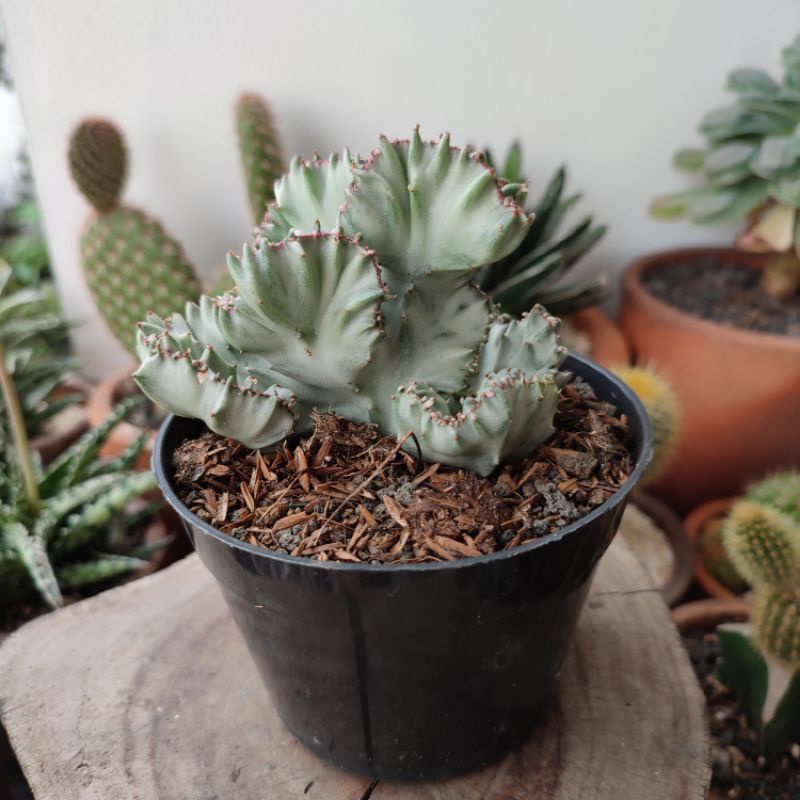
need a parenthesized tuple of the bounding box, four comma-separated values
(643, 258, 800, 336)
(170, 381, 633, 563)
(684, 629, 800, 799)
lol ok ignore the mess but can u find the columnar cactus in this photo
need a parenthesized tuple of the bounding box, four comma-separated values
(69, 119, 202, 354)
(236, 92, 286, 225)
(135, 130, 567, 475)
(611, 365, 679, 485)
(718, 471, 800, 758)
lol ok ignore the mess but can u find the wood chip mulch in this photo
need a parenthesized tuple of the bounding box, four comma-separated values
(171, 382, 633, 564)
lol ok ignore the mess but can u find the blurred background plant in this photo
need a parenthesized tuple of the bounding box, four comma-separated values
(652, 35, 800, 299)
(476, 142, 608, 316)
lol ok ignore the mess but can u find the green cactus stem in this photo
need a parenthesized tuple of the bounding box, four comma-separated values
(68, 119, 127, 213)
(722, 499, 800, 589)
(136, 131, 568, 475)
(236, 92, 286, 225)
(755, 586, 800, 667)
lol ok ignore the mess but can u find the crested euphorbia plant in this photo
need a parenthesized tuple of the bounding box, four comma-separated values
(134, 130, 567, 476)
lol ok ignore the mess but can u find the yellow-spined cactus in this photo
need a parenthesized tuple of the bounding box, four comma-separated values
(612, 365, 680, 485)
(753, 586, 800, 667)
(722, 499, 800, 589)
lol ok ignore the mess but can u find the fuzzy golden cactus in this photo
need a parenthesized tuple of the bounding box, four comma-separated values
(753, 586, 800, 667)
(611, 365, 680, 485)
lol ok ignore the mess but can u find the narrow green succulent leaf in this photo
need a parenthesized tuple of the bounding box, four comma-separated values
(718, 627, 768, 731)
(673, 148, 707, 173)
(727, 68, 780, 96)
(5, 521, 62, 608)
(84, 432, 148, 477)
(391, 369, 559, 476)
(490, 251, 563, 309)
(260, 151, 355, 241)
(525, 166, 566, 248)
(340, 131, 531, 285)
(41, 395, 142, 494)
(54, 471, 157, 556)
(561, 224, 607, 269)
(56, 555, 148, 590)
(536, 274, 610, 316)
(33, 473, 123, 543)
(501, 141, 523, 183)
(762, 670, 800, 763)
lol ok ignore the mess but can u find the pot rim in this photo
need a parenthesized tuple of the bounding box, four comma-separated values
(152, 353, 653, 573)
(622, 247, 800, 353)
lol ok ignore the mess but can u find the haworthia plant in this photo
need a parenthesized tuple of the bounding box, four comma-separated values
(135, 130, 567, 476)
(719, 470, 800, 759)
(476, 142, 608, 316)
(0, 396, 159, 609)
(69, 119, 202, 355)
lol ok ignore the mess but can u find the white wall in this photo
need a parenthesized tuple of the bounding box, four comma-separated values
(1, 0, 797, 377)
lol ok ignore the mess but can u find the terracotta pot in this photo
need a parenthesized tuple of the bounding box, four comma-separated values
(565, 307, 630, 368)
(631, 489, 693, 607)
(685, 497, 744, 601)
(672, 597, 749, 632)
(87, 365, 155, 467)
(620, 248, 800, 513)
(30, 376, 92, 464)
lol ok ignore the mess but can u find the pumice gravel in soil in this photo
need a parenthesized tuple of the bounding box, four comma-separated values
(171, 381, 633, 564)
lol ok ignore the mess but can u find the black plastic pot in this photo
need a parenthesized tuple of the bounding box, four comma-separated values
(153, 354, 652, 780)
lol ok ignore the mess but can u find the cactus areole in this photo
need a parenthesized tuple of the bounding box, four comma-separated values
(135, 130, 574, 476)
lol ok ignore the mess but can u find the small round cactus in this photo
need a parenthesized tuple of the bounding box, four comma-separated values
(68, 118, 127, 213)
(612, 364, 680, 485)
(753, 585, 800, 667)
(722, 499, 800, 589)
(236, 92, 285, 225)
(745, 470, 800, 525)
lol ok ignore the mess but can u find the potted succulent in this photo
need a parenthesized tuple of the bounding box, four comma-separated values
(621, 36, 800, 513)
(71, 95, 285, 460)
(688, 471, 800, 601)
(135, 129, 652, 780)
(674, 471, 800, 795)
(476, 143, 628, 367)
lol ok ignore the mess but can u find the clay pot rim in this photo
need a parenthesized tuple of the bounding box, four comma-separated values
(685, 496, 741, 601)
(631, 490, 693, 607)
(672, 596, 750, 632)
(622, 247, 800, 354)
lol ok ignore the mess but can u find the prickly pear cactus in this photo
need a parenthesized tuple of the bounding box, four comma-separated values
(81, 208, 202, 354)
(236, 93, 286, 224)
(136, 130, 567, 475)
(69, 117, 202, 355)
(612, 365, 679, 485)
(68, 119, 127, 213)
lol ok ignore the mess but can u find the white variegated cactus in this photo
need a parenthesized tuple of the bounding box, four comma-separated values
(134, 130, 567, 475)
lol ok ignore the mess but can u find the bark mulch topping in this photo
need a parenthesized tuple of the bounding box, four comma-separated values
(684, 630, 800, 800)
(171, 381, 633, 564)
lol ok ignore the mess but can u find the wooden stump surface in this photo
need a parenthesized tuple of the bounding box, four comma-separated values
(0, 536, 709, 800)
